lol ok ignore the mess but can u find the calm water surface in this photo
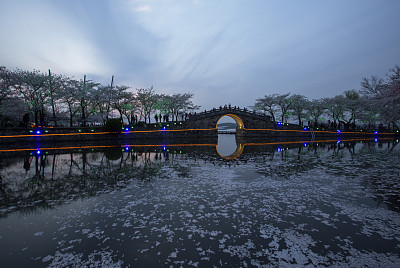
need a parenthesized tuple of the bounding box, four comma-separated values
(0, 136, 399, 267)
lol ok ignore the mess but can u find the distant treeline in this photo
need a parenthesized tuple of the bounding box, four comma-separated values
(1, 65, 399, 130)
(0, 67, 199, 127)
(251, 65, 400, 131)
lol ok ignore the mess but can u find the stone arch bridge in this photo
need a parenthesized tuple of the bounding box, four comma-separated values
(184, 107, 275, 132)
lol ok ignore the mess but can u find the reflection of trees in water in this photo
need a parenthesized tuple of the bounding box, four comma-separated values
(367, 173, 400, 212)
(254, 140, 400, 212)
(254, 140, 397, 177)
(0, 150, 167, 217)
(0, 140, 398, 216)
(254, 146, 319, 178)
(357, 140, 400, 212)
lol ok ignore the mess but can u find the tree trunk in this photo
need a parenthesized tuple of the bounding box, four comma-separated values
(69, 110, 73, 127)
(49, 69, 58, 127)
(35, 110, 38, 127)
(81, 99, 86, 126)
(81, 75, 86, 127)
(269, 112, 275, 122)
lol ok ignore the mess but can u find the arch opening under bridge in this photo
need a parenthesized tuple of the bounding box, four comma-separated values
(216, 114, 244, 132)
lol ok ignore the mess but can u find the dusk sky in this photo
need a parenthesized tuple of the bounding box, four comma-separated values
(1, 0, 399, 110)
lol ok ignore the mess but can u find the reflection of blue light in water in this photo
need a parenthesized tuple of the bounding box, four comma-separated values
(277, 147, 281, 152)
(375, 138, 378, 142)
(337, 140, 341, 144)
(375, 131, 378, 134)
(337, 130, 341, 133)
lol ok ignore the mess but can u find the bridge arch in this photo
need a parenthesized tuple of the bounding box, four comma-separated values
(216, 114, 244, 130)
(216, 143, 244, 160)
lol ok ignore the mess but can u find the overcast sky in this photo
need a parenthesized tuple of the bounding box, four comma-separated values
(1, 0, 399, 110)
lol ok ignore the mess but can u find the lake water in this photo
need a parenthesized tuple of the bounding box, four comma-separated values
(0, 136, 399, 267)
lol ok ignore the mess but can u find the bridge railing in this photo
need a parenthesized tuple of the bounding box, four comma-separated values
(189, 106, 272, 121)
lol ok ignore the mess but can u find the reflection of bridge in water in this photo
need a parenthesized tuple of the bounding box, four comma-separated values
(0, 137, 396, 161)
(215, 136, 398, 160)
(1, 137, 397, 220)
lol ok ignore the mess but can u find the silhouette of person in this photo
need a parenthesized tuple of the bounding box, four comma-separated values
(23, 113, 30, 127)
(24, 157, 31, 173)
(40, 112, 45, 127)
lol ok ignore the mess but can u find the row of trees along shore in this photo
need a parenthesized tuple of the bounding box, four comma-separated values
(252, 65, 400, 131)
(0, 65, 399, 131)
(0, 67, 199, 127)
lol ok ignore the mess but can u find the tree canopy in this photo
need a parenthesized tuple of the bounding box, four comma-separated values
(252, 65, 400, 131)
(0, 67, 200, 127)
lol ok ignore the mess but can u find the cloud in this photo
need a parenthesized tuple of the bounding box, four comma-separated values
(1, 0, 399, 110)
(134, 5, 152, 12)
(0, 0, 111, 77)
